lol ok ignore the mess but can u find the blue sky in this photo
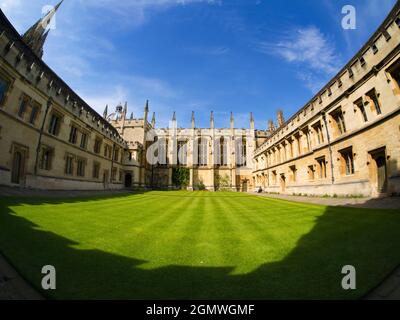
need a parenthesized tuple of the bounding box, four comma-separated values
(0, 0, 397, 128)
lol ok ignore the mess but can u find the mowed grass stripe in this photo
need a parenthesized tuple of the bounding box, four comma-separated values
(213, 196, 286, 272)
(1, 191, 400, 299)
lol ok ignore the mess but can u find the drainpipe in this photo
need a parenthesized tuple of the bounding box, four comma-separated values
(34, 97, 53, 175)
(322, 111, 335, 184)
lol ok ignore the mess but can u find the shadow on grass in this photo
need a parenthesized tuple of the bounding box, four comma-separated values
(0, 193, 400, 300)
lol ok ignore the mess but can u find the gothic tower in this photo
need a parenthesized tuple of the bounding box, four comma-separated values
(22, 1, 64, 58)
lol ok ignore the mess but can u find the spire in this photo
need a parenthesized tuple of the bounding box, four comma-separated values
(144, 100, 149, 124)
(191, 111, 195, 129)
(250, 112, 255, 130)
(230, 112, 234, 129)
(277, 110, 285, 127)
(145, 100, 149, 113)
(103, 105, 108, 119)
(267, 119, 276, 134)
(124, 101, 128, 115)
(22, 1, 64, 58)
(170, 111, 176, 129)
(210, 111, 214, 129)
(151, 112, 156, 127)
(130, 112, 134, 120)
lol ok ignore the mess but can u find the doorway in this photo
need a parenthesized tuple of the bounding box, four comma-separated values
(375, 155, 387, 193)
(125, 173, 132, 188)
(280, 174, 286, 193)
(370, 148, 388, 195)
(11, 150, 25, 185)
(103, 170, 109, 189)
(242, 180, 248, 192)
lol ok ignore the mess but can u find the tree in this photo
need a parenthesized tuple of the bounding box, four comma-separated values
(172, 167, 190, 189)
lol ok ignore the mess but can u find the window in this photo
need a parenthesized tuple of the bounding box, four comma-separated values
(112, 167, 117, 181)
(354, 98, 368, 122)
(340, 148, 355, 175)
(48, 113, 61, 136)
(289, 165, 297, 182)
(94, 138, 102, 154)
(65, 155, 74, 175)
(360, 56, 366, 66)
(317, 157, 327, 179)
(69, 126, 78, 144)
(389, 61, 400, 88)
(18, 96, 29, 118)
(366, 90, 382, 115)
(302, 128, 311, 152)
(29, 103, 40, 125)
(158, 139, 168, 165)
(18, 95, 40, 125)
(272, 170, 277, 185)
(295, 133, 301, 156)
(128, 152, 133, 161)
(80, 133, 88, 149)
(281, 143, 287, 162)
(217, 137, 228, 166)
(396, 17, 400, 28)
(372, 43, 378, 54)
(383, 29, 391, 41)
(348, 68, 354, 78)
(313, 122, 324, 145)
(331, 109, 346, 135)
(77, 158, 86, 177)
(92, 162, 100, 179)
(198, 138, 208, 166)
(39, 147, 53, 171)
(104, 144, 112, 158)
(236, 138, 247, 167)
(308, 165, 315, 180)
(114, 148, 119, 162)
(288, 139, 294, 158)
(0, 75, 10, 105)
(178, 140, 188, 166)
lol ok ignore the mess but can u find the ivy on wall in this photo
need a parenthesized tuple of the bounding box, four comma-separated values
(172, 167, 190, 189)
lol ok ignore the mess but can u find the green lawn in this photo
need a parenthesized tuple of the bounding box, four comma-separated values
(0, 191, 400, 299)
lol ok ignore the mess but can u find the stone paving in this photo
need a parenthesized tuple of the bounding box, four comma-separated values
(0, 254, 43, 300)
(0, 185, 132, 198)
(365, 267, 400, 300)
(252, 192, 400, 209)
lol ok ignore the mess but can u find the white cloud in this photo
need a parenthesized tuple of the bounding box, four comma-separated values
(259, 26, 340, 75)
(296, 72, 328, 94)
(0, 0, 21, 14)
(77, 86, 130, 115)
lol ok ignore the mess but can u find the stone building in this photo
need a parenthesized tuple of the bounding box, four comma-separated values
(0, 1, 399, 197)
(0, 3, 127, 190)
(252, 2, 400, 197)
(109, 106, 267, 191)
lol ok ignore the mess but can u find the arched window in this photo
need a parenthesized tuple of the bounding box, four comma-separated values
(177, 140, 188, 166)
(236, 137, 247, 167)
(198, 138, 207, 166)
(219, 136, 228, 166)
(159, 138, 169, 166)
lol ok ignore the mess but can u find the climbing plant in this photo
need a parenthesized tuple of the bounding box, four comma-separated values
(172, 167, 190, 189)
(215, 174, 231, 191)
